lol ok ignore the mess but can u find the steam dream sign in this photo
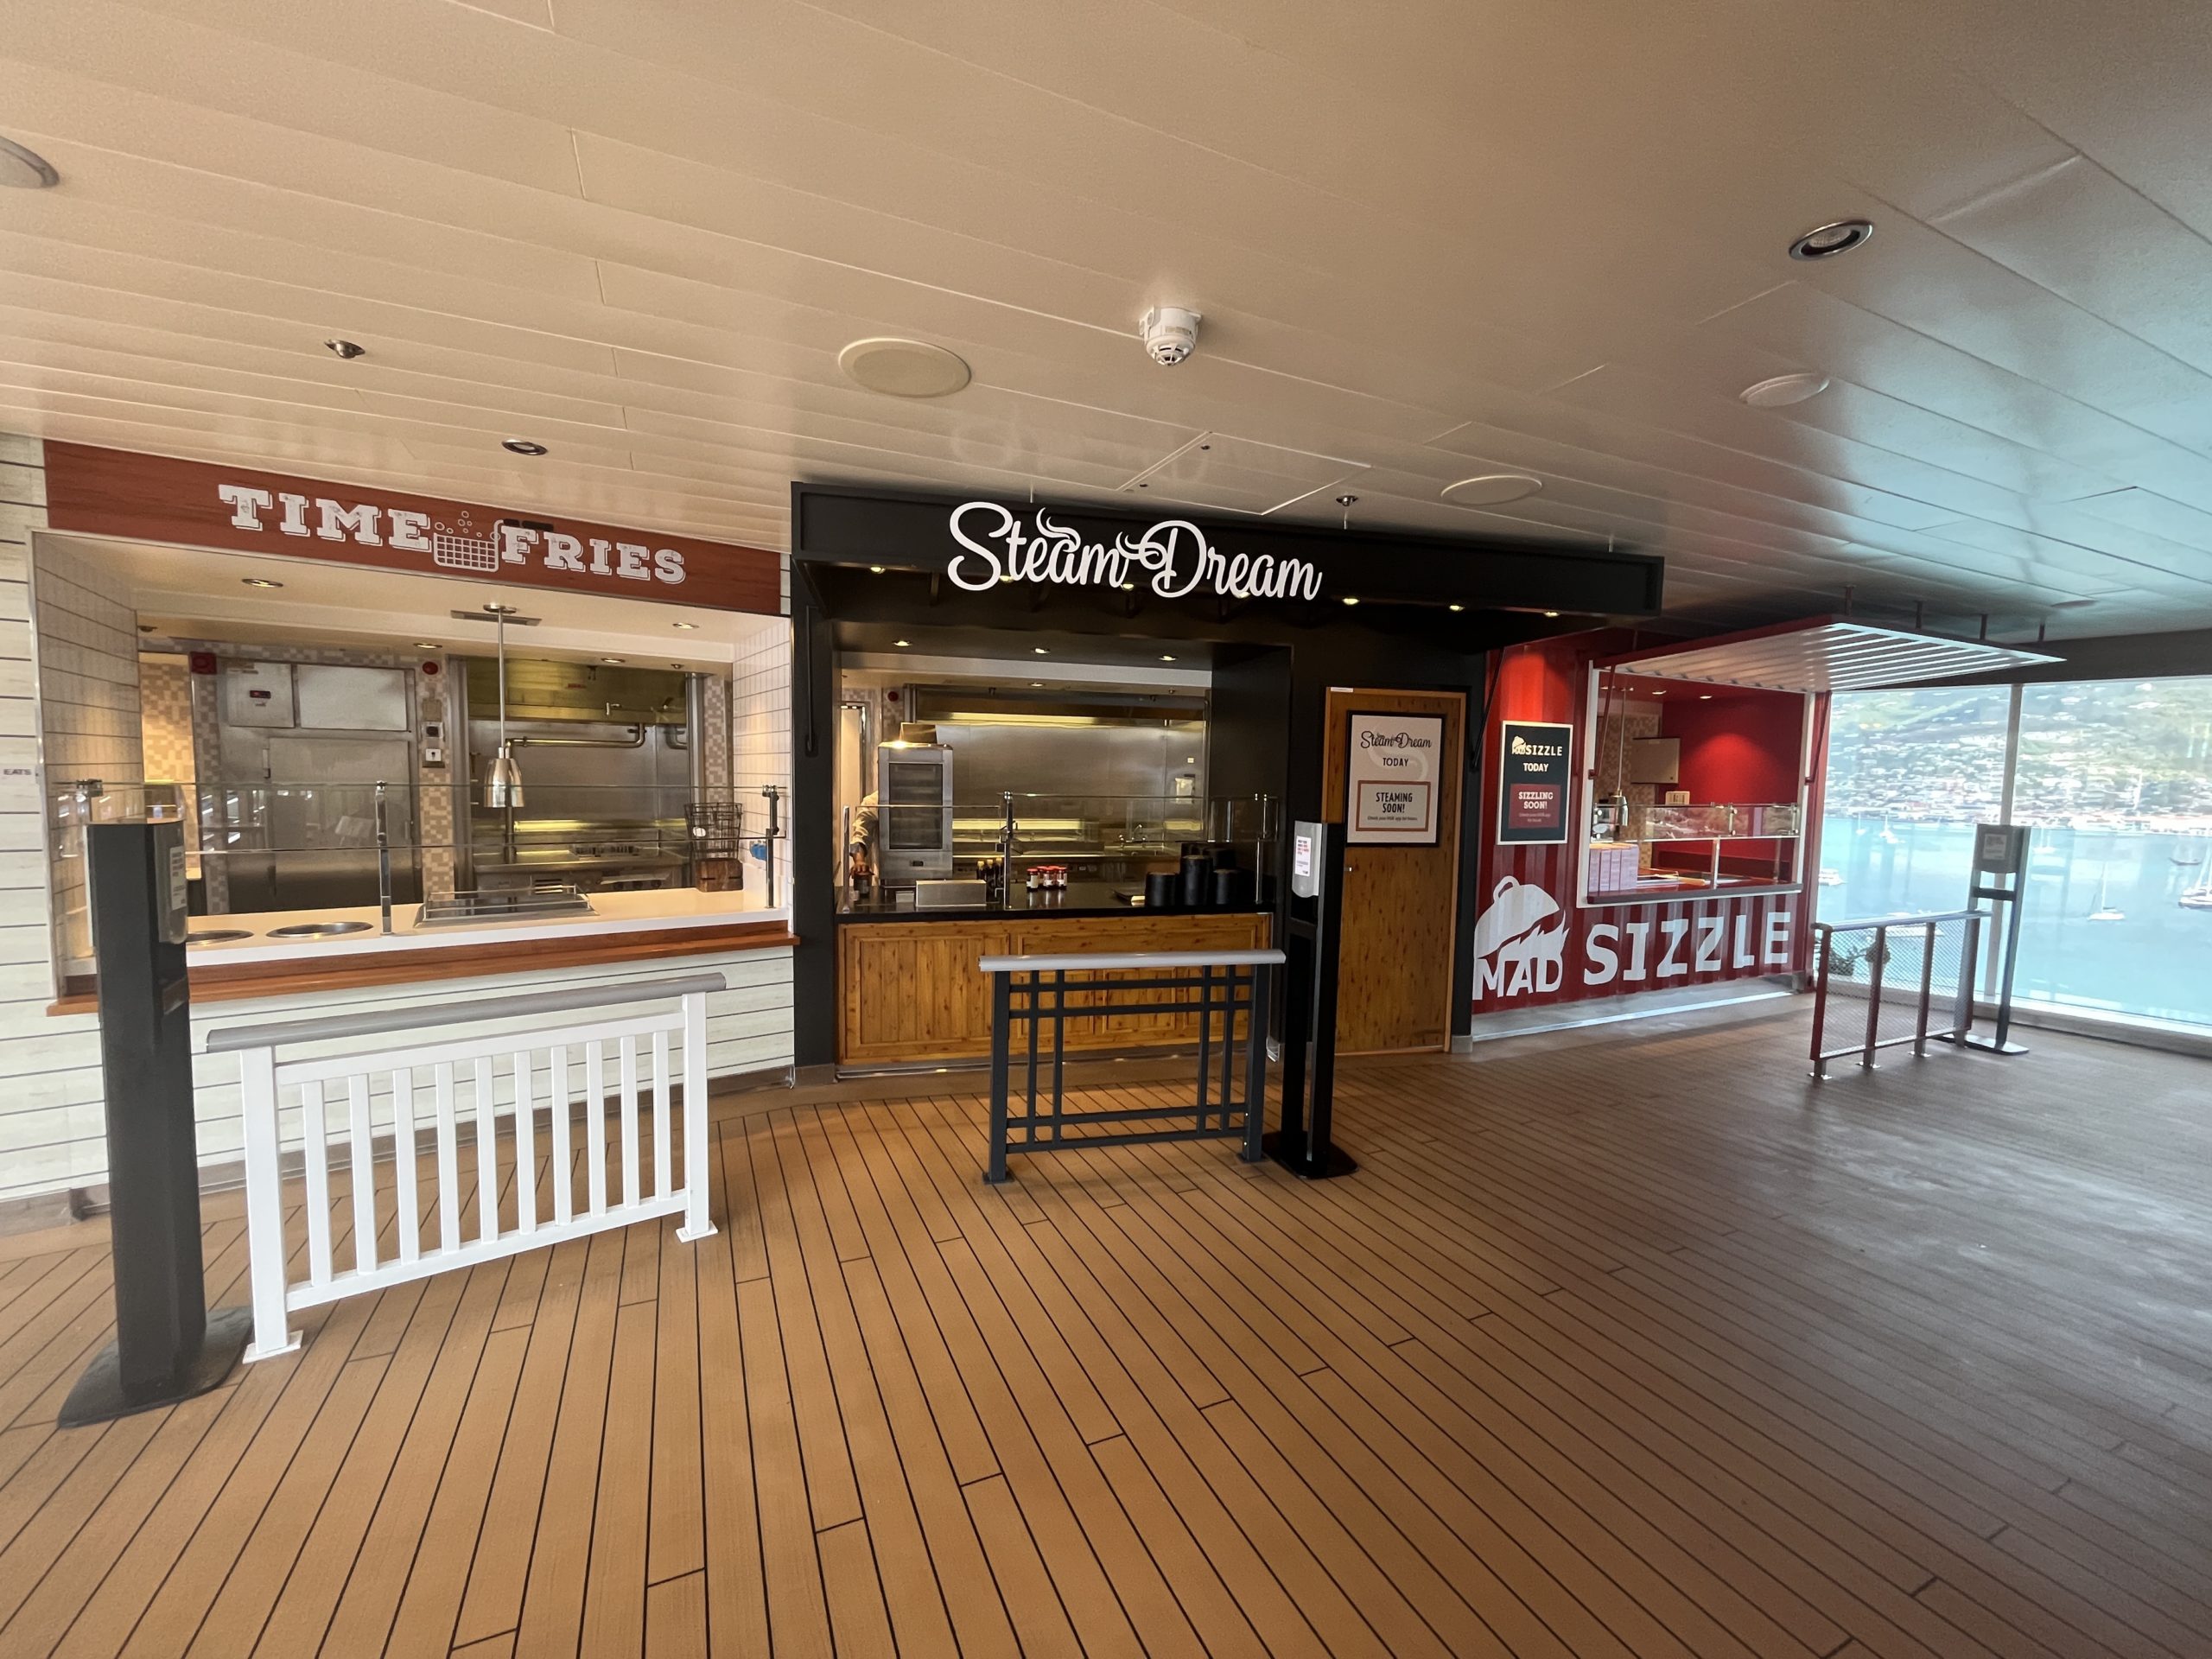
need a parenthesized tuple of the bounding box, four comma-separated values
(1346, 710, 1443, 845)
(945, 502, 1323, 602)
(1497, 720, 1574, 847)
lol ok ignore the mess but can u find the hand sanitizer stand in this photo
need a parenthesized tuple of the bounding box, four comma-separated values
(59, 821, 251, 1427)
(1961, 822, 2032, 1057)
(1263, 819, 1357, 1179)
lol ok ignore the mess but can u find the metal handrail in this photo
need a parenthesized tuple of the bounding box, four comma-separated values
(978, 948, 1285, 973)
(981, 947, 1285, 1183)
(1809, 912, 1981, 1079)
(1815, 906, 1980, 931)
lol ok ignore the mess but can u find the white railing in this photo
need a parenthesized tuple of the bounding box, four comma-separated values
(207, 973, 722, 1362)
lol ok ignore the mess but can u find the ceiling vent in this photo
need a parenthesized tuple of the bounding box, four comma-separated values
(1118, 432, 1367, 516)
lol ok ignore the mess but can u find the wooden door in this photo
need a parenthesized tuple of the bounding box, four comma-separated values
(1324, 687, 1465, 1053)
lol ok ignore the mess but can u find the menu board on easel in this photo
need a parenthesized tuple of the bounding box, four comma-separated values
(1346, 710, 1444, 845)
(1497, 720, 1574, 846)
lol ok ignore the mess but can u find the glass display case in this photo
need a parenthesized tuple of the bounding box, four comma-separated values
(1586, 801, 1803, 899)
(841, 792, 1277, 910)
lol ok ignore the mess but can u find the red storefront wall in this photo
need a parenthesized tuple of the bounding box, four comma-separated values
(1471, 636, 1830, 1013)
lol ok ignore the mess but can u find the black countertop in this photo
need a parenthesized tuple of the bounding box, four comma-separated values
(838, 878, 1269, 923)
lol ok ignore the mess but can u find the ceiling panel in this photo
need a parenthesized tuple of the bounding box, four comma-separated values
(0, 0, 2209, 639)
(1611, 620, 2062, 693)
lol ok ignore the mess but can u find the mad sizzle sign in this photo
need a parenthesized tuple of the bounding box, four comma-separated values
(1496, 721, 1573, 846)
(1471, 875, 1798, 1001)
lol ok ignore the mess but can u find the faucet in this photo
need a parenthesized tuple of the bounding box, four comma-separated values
(374, 780, 393, 935)
(759, 784, 784, 908)
(998, 791, 1020, 868)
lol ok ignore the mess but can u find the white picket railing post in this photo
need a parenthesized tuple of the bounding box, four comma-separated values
(211, 973, 728, 1358)
(677, 988, 715, 1242)
(392, 1067, 420, 1266)
(237, 1045, 300, 1361)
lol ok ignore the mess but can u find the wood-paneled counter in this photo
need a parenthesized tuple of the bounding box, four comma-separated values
(837, 907, 1271, 1066)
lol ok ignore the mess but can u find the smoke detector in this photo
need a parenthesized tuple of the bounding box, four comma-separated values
(0, 137, 59, 190)
(1139, 306, 1202, 365)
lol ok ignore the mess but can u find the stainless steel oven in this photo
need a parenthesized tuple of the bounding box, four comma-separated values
(876, 743, 954, 882)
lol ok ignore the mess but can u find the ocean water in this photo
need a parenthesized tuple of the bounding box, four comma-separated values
(1817, 817, 2212, 1030)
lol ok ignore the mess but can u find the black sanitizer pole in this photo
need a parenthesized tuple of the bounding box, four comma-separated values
(59, 820, 251, 1427)
(1264, 819, 1357, 1179)
(1961, 822, 2032, 1057)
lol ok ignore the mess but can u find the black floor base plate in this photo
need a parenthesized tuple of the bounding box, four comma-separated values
(58, 1305, 253, 1428)
(1262, 1129, 1359, 1180)
(1953, 1033, 2031, 1055)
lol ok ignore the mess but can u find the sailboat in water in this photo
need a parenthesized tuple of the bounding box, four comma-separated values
(2088, 866, 2126, 922)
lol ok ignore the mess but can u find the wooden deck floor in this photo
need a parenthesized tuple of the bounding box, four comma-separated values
(3, 1007, 2210, 1657)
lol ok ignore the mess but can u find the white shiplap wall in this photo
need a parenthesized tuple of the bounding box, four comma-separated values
(0, 435, 798, 1208)
(35, 535, 146, 974)
(0, 435, 108, 1204)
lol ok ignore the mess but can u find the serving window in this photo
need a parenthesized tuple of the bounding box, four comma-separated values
(32, 528, 788, 988)
(1578, 667, 1812, 906)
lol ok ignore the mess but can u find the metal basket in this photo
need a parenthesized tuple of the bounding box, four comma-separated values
(685, 801, 747, 892)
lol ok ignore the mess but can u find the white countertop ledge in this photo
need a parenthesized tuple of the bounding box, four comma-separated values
(182, 887, 791, 967)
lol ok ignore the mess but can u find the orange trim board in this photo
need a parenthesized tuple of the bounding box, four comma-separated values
(47, 920, 798, 1015)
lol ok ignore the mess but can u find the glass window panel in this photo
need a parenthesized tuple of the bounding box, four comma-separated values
(2011, 678, 2212, 1028)
(1818, 685, 2012, 922)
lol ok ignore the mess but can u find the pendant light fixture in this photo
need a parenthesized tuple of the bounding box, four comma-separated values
(449, 602, 540, 807)
(483, 605, 524, 808)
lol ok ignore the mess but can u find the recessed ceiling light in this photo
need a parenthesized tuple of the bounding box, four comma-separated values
(1342, 596, 1360, 607)
(671, 621, 698, 630)
(1700, 693, 1714, 700)
(1447, 603, 1465, 613)
(1740, 372, 1831, 408)
(324, 338, 366, 360)
(241, 576, 284, 589)
(0, 137, 59, 190)
(502, 438, 548, 456)
(837, 337, 971, 398)
(1033, 646, 1048, 654)
(1543, 610, 1560, 618)
(414, 641, 439, 650)
(1160, 654, 1177, 662)
(1441, 474, 1543, 506)
(1789, 219, 1874, 260)
(1652, 689, 1667, 696)
(600, 656, 626, 664)
(1121, 582, 1136, 592)
(1030, 681, 1044, 687)
(895, 639, 911, 648)
(868, 565, 886, 574)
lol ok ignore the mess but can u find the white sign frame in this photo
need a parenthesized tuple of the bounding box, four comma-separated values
(1346, 710, 1445, 846)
